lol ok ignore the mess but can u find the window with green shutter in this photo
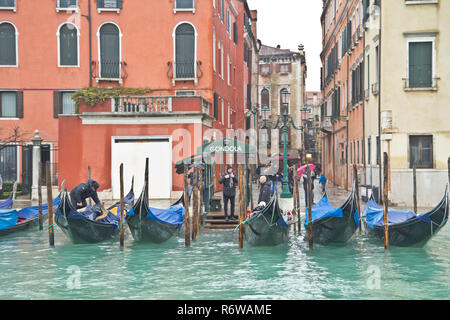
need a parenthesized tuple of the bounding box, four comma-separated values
(408, 41, 432, 88)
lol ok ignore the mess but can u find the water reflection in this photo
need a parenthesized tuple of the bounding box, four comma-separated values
(0, 221, 449, 299)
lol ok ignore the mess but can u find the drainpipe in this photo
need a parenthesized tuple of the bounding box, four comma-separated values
(346, 8, 349, 191)
(82, 1, 93, 87)
(377, 0, 383, 203)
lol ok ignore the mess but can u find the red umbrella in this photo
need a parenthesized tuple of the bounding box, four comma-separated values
(297, 164, 316, 179)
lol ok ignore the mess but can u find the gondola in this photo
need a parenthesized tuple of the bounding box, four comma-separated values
(0, 181, 17, 210)
(55, 183, 135, 244)
(243, 195, 289, 246)
(126, 179, 185, 243)
(0, 196, 62, 237)
(362, 185, 449, 247)
(303, 184, 359, 245)
(0, 197, 13, 210)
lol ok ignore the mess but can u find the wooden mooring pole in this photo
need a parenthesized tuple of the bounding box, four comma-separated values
(353, 165, 362, 232)
(295, 167, 301, 233)
(306, 165, 313, 250)
(292, 167, 298, 235)
(198, 168, 203, 234)
(183, 165, 191, 247)
(46, 162, 54, 247)
(38, 162, 43, 231)
(192, 167, 199, 241)
(119, 163, 125, 248)
(383, 152, 389, 250)
(238, 164, 244, 249)
(88, 165, 92, 207)
(413, 163, 417, 213)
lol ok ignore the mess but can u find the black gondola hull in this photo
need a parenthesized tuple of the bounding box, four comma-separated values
(243, 197, 289, 247)
(55, 211, 118, 244)
(305, 190, 359, 245)
(54, 191, 122, 244)
(363, 187, 448, 247)
(0, 215, 47, 237)
(127, 215, 180, 243)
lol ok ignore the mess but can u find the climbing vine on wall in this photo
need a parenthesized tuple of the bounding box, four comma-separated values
(72, 87, 152, 112)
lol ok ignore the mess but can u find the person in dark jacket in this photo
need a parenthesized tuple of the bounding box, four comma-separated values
(257, 176, 272, 206)
(219, 165, 238, 221)
(70, 179, 101, 210)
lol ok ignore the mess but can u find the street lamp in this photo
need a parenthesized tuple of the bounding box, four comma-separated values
(260, 92, 303, 199)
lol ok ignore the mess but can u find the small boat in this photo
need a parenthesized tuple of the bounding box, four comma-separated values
(126, 180, 185, 243)
(0, 196, 62, 237)
(0, 197, 13, 210)
(55, 184, 135, 244)
(0, 181, 17, 210)
(303, 185, 359, 245)
(362, 185, 449, 247)
(243, 195, 289, 246)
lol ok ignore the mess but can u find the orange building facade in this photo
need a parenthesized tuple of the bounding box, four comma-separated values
(320, 0, 365, 190)
(0, 0, 258, 199)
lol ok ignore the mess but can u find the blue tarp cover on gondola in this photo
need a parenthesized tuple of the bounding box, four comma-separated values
(363, 199, 429, 229)
(304, 197, 344, 227)
(17, 196, 61, 219)
(128, 204, 185, 227)
(0, 198, 13, 210)
(66, 203, 120, 227)
(0, 209, 18, 230)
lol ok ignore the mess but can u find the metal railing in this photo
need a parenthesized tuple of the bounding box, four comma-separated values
(403, 77, 439, 90)
(57, 0, 77, 9)
(92, 61, 128, 82)
(175, 61, 196, 79)
(0, 0, 15, 8)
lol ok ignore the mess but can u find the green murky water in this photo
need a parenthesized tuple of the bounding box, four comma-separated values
(0, 225, 449, 300)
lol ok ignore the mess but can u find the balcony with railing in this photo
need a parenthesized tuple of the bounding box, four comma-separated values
(77, 93, 211, 118)
(97, 0, 123, 13)
(91, 61, 128, 85)
(167, 61, 202, 86)
(57, 0, 78, 12)
(174, 0, 195, 13)
(0, 0, 16, 11)
(402, 77, 439, 91)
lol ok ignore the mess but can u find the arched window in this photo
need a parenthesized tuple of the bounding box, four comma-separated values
(175, 23, 195, 79)
(99, 23, 120, 78)
(261, 88, 269, 109)
(0, 22, 17, 66)
(59, 23, 78, 66)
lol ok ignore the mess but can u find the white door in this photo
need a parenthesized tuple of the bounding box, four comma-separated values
(111, 137, 172, 200)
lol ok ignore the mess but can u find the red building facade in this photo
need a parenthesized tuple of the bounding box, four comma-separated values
(0, 0, 258, 199)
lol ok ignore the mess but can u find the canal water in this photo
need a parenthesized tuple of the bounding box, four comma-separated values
(1, 222, 449, 300)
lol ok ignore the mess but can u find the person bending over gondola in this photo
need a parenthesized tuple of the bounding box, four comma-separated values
(70, 179, 101, 210)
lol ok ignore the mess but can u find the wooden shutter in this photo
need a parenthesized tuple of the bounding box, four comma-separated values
(96, 0, 101, 8)
(409, 42, 432, 88)
(276, 64, 281, 73)
(53, 91, 62, 118)
(233, 22, 238, 44)
(117, 0, 123, 9)
(16, 91, 23, 118)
